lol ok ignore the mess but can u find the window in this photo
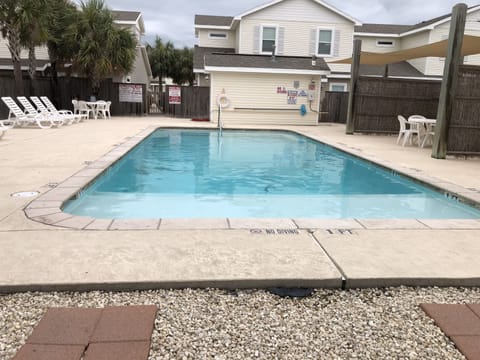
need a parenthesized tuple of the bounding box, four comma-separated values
(376, 40, 395, 47)
(317, 29, 333, 56)
(329, 83, 347, 92)
(262, 26, 277, 53)
(208, 32, 227, 39)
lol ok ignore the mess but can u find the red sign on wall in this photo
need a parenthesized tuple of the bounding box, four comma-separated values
(169, 86, 182, 104)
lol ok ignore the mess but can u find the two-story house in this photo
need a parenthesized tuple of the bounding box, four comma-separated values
(354, 5, 480, 77)
(194, 0, 362, 125)
(195, 0, 480, 125)
(0, 10, 151, 89)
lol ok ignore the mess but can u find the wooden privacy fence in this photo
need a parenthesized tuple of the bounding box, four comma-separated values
(447, 65, 480, 155)
(163, 86, 210, 118)
(319, 91, 349, 123)
(352, 77, 441, 133)
(0, 74, 147, 119)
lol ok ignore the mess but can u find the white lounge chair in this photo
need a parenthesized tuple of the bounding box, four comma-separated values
(29, 96, 75, 125)
(1, 97, 53, 129)
(17, 96, 65, 127)
(0, 119, 14, 139)
(40, 96, 83, 123)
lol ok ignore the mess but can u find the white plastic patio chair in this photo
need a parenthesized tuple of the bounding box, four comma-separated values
(103, 101, 111, 119)
(407, 115, 426, 147)
(77, 101, 93, 120)
(17, 97, 64, 127)
(95, 100, 112, 119)
(0, 119, 14, 139)
(1, 97, 53, 129)
(396, 115, 413, 145)
(40, 96, 82, 123)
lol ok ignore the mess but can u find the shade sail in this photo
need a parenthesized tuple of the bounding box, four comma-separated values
(330, 35, 480, 65)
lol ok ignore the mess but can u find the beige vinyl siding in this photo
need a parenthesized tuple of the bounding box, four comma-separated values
(197, 29, 237, 48)
(400, 31, 430, 74)
(426, 9, 480, 75)
(0, 38, 49, 62)
(210, 72, 320, 126)
(238, 0, 354, 64)
(355, 36, 401, 53)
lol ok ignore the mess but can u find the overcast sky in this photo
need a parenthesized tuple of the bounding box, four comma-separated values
(98, 0, 478, 47)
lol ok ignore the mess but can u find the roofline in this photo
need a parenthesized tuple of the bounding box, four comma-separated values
(204, 65, 330, 75)
(0, 63, 50, 71)
(194, 25, 232, 30)
(114, 12, 145, 34)
(399, 5, 480, 37)
(234, 0, 362, 25)
(353, 5, 480, 38)
(354, 32, 401, 38)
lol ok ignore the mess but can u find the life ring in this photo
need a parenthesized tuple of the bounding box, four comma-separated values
(216, 94, 230, 109)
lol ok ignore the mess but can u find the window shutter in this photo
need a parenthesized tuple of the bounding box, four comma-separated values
(253, 26, 260, 54)
(333, 30, 341, 57)
(277, 27, 285, 55)
(309, 29, 317, 55)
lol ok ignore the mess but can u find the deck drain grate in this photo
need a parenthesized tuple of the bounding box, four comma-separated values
(46, 182, 59, 188)
(11, 191, 40, 198)
(325, 229, 355, 235)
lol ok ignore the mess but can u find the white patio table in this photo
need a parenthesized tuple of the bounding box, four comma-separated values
(85, 101, 105, 120)
(408, 118, 436, 148)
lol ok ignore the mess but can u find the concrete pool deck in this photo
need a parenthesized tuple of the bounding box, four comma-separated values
(1, 117, 479, 292)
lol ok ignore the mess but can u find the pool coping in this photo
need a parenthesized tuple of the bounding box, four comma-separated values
(24, 125, 480, 231)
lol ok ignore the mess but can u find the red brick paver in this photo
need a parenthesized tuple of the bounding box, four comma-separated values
(90, 305, 157, 342)
(421, 303, 480, 360)
(26, 308, 103, 345)
(13, 344, 85, 360)
(13, 306, 157, 360)
(84, 341, 151, 360)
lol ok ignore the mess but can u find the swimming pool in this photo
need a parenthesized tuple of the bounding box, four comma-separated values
(63, 129, 480, 219)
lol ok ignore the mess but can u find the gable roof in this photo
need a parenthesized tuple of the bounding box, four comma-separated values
(204, 53, 330, 74)
(355, 24, 412, 35)
(235, 0, 361, 25)
(112, 10, 145, 34)
(195, 15, 234, 27)
(195, 0, 362, 29)
(356, 4, 480, 36)
(112, 10, 141, 22)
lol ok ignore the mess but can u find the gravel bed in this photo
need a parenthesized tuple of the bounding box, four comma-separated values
(1, 286, 478, 359)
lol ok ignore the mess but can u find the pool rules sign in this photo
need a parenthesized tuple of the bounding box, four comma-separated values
(169, 86, 182, 105)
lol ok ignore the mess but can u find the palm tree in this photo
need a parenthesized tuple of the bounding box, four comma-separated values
(0, 0, 25, 95)
(170, 47, 194, 86)
(45, 0, 80, 103)
(46, 0, 80, 72)
(74, 0, 136, 97)
(148, 36, 175, 89)
(19, 0, 49, 94)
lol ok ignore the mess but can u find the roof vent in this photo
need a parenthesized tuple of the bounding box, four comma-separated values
(271, 45, 276, 62)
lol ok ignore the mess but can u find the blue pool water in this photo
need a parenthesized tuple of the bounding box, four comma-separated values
(63, 129, 480, 219)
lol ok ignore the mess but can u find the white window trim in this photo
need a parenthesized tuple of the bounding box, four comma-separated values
(260, 24, 279, 55)
(316, 27, 335, 57)
(208, 32, 228, 39)
(329, 83, 347, 92)
(376, 39, 395, 48)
